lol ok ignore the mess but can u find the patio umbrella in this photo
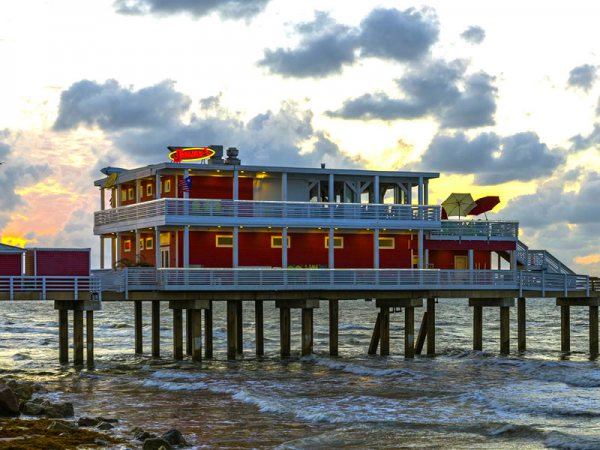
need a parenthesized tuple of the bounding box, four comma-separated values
(441, 193, 476, 218)
(468, 196, 500, 218)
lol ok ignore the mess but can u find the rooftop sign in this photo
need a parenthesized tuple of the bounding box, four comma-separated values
(167, 147, 215, 163)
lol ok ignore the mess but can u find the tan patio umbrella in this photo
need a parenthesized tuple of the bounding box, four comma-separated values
(441, 193, 476, 218)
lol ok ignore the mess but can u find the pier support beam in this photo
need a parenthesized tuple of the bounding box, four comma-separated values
(151, 301, 160, 358)
(329, 299, 339, 356)
(375, 299, 423, 357)
(191, 309, 202, 362)
(368, 313, 381, 355)
(186, 309, 192, 356)
(227, 301, 238, 360)
(134, 301, 143, 355)
(255, 301, 264, 357)
(172, 308, 183, 360)
(276, 300, 320, 357)
(169, 300, 210, 362)
(236, 302, 243, 357)
(517, 297, 526, 353)
(427, 298, 436, 356)
(557, 298, 600, 357)
(469, 298, 515, 354)
(54, 300, 101, 367)
(205, 302, 213, 359)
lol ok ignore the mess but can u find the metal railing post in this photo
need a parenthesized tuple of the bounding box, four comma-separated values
(564, 273, 568, 296)
(124, 268, 129, 300)
(73, 277, 77, 301)
(542, 271, 545, 296)
(42, 277, 47, 301)
(519, 271, 523, 297)
(587, 275, 590, 297)
(9, 277, 13, 302)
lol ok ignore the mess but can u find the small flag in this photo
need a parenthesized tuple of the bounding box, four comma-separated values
(179, 176, 192, 193)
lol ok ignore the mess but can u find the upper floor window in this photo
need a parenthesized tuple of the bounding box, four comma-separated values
(121, 189, 127, 202)
(139, 238, 145, 251)
(124, 239, 131, 252)
(146, 184, 153, 197)
(164, 179, 171, 193)
(128, 188, 134, 200)
(271, 236, 291, 248)
(216, 235, 233, 248)
(325, 236, 344, 249)
(146, 237, 154, 250)
(379, 237, 395, 249)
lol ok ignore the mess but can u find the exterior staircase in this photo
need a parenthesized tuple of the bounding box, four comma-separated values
(507, 240, 575, 274)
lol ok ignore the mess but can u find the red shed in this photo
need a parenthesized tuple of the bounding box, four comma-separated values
(25, 248, 90, 277)
(0, 243, 24, 276)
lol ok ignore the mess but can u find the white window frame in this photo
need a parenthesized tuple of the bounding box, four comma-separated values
(146, 184, 153, 196)
(128, 188, 134, 200)
(379, 237, 395, 249)
(124, 239, 132, 252)
(164, 179, 171, 193)
(271, 236, 291, 248)
(139, 238, 144, 251)
(216, 235, 233, 248)
(325, 236, 344, 249)
(145, 237, 154, 250)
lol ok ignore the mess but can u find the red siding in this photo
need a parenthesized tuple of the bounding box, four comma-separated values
(288, 233, 328, 267)
(380, 234, 413, 269)
(428, 249, 492, 270)
(28, 250, 90, 276)
(335, 234, 373, 268)
(239, 232, 282, 267)
(0, 254, 22, 276)
(184, 176, 253, 200)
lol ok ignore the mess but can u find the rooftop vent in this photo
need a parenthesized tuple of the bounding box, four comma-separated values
(208, 145, 224, 165)
(225, 147, 241, 165)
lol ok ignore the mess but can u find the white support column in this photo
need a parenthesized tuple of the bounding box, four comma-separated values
(374, 228, 380, 269)
(155, 227, 161, 268)
(282, 172, 287, 201)
(328, 173, 334, 203)
(374, 175, 380, 203)
(468, 249, 474, 271)
(233, 169, 239, 201)
(136, 178, 141, 203)
(418, 229, 424, 269)
(183, 169, 189, 200)
(407, 184, 412, 204)
(175, 229, 179, 268)
(425, 248, 429, 268)
(100, 236, 105, 269)
(183, 226, 189, 268)
(135, 229, 141, 264)
(423, 179, 429, 205)
(282, 227, 288, 268)
(328, 227, 335, 268)
(233, 226, 239, 268)
(100, 188, 105, 210)
(418, 176, 423, 205)
(155, 170, 161, 199)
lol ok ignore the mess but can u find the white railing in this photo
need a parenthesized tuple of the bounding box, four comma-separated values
(0, 276, 101, 301)
(430, 220, 518, 239)
(90, 268, 590, 297)
(516, 240, 574, 274)
(94, 198, 441, 228)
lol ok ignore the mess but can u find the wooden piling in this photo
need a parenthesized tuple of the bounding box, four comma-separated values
(58, 309, 68, 365)
(280, 307, 291, 358)
(173, 308, 183, 360)
(152, 301, 160, 358)
(255, 301, 264, 357)
(368, 313, 381, 355)
(590, 305, 599, 358)
(236, 301, 243, 356)
(205, 303, 213, 359)
(191, 309, 202, 362)
(405, 306, 415, 358)
(329, 299, 339, 356)
(473, 305, 483, 351)
(380, 307, 390, 356)
(301, 308, 313, 356)
(227, 301, 238, 360)
(415, 311, 428, 355)
(426, 298, 436, 356)
(73, 310, 84, 366)
(86, 311, 94, 368)
(186, 309, 192, 356)
(500, 306, 510, 355)
(134, 301, 143, 355)
(561, 305, 570, 353)
(517, 297, 526, 353)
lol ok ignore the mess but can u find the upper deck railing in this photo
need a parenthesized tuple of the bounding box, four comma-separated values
(429, 220, 519, 240)
(94, 198, 442, 232)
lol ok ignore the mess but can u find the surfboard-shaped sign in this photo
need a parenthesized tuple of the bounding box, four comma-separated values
(167, 147, 215, 163)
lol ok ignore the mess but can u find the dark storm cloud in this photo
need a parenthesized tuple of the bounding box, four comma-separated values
(259, 8, 439, 78)
(567, 64, 598, 91)
(53, 79, 191, 132)
(569, 123, 600, 151)
(113, 0, 270, 20)
(327, 60, 497, 128)
(0, 137, 50, 229)
(420, 131, 565, 185)
(258, 12, 357, 78)
(460, 26, 485, 44)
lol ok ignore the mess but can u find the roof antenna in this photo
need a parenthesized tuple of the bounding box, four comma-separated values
(320, 163, 326, 169)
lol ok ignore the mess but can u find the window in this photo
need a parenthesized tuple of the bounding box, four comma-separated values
(121, 189, 127, 202)
(159, 232, 170, 246)
(216, 235, 233, 247)
(128, 188, 134, 200)
(164, 179, 171, 193)
(145, 237, 154, 250)
(271, 236, 291, 248)
(139, 238, 144, 251)
(146, 184, 153, 196)
(379, 237, 395, 249)
(124, 240, 131, 252)
(325, 236, 344, 249)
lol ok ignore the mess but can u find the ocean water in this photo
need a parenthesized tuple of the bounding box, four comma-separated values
(1, 298, 599, 449)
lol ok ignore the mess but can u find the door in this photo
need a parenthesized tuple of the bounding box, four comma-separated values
(454, 255, 468, 270)
(161, 248, 170, 268)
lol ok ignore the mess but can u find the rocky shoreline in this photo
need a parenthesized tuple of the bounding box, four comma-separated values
(0, 379, 191, 449)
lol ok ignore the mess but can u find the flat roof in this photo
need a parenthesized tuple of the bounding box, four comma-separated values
(94, 161, 440, 187)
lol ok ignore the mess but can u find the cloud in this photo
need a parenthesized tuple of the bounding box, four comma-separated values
(567, 64, 598, 91)
(419, 131, 565, 185)
(53, 79, 190, 131)
(460, 26, 485, 44)
(113, 0, 271, 20)
(259, 8, 439, 78)
(569, 123, 600, 151)
(327, 59, 497, 128)
(258, 12, 357, 78)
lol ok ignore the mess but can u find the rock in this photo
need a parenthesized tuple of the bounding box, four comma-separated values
(97, 421, 114, 430)
(0, 383, 20, 417)
(162, 429, 188, 446)
(78, 416, 100, 427)
(21, 399, 74, 418)
(6, 380, 35, 402)
(143, 438, 173, 450)
(135, 430, 156, 441)
(48, 420, 76, 431)
(94, 437, 110, 446)
(21, 400, 44, 415)
(96, 416, 119, 423)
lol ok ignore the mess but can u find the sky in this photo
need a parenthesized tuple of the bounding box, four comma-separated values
(1, 0, 600, 273)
